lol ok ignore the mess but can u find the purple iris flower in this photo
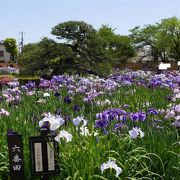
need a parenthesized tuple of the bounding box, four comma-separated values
(73, 105, 80, 112)
(129, 111, 146, 122)
(39, 79, 51, 89)
(130, 113, 139, 121)
(64, 115, 71, 121)
(95, 108, 128, 131)
(148, 79, 160, 89)
(97, 113, 108, 121)
(95, 119, 109, 129)
(7, 129, 18, 135)
(103, 129, 109, 135)
(54, 91, 60, 97)
(118, 115, 126, 121)
(174, 76, 180, 83)
(114, 123, 124, 131)
(25, 81, 36, 89)
(165, 95, 173, 101)
(138, 112, 146, 121)
(64, 96, 71, 104)
(51, 75, 68, 87)
(147, 108, 158, 115)
(21, 85, 28, 91)
(41, 121, 50, 131)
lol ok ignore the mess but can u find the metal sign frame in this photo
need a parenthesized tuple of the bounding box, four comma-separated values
(29, 135, 59, 176)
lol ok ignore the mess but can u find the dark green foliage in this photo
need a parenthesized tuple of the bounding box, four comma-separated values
(19, 37, 73, 77)
(19, 21, 135, 77)
(18, 17, 180, 77)
(4, 38, 18, 61)
(17, 77, 40, 85)
(98, 25, 135, 62)
(52, 21, 111, 76)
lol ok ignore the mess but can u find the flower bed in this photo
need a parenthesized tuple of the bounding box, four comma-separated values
(0, 70, 179, 179)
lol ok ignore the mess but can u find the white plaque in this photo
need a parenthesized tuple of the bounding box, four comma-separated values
(47, 142, 55, 171)
(34, 143, 43, 172)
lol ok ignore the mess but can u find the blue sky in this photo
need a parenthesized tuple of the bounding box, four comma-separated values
(1, 0, 180, 45)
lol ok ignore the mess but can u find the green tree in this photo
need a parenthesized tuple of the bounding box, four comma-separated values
(129, 25, 160, 61)
(51, 21, 111, 76)
(129, 16, 180, 62)
(158, 17, 180, 60)
(19, 37, 73, 76)
(4, 38, 18, 62)
(98, 25, 135, 64)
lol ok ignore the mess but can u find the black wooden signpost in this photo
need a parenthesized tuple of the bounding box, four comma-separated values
(7, 132, 25, 180)
(29, 128, 59, 180)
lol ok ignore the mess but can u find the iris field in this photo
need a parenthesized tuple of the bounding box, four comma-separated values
(0, 70, 180, 179)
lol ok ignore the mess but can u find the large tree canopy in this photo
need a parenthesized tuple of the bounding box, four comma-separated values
(158, 17, 180, 60)
(52, 21, 104, 59)
(51, 21, 111, 76)
(129, 17, 180, 62)
(19, 37, 74, 77)
(18, 17, 180, 77)
(97, 25, 135, 65)
(51, 21, 96, 45)
(19, 21, 136, 77)
(52, 22, 135, 74)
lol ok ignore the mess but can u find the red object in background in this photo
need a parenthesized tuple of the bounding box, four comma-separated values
(0, 75, 15, 85)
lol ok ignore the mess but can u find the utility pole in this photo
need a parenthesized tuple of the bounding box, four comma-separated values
(19, 31, 24, 53)
(16, 31, 24, 64)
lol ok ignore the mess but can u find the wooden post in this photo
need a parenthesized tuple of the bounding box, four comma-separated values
(7, 132, 25, 180)
(40, 128, 49, 180)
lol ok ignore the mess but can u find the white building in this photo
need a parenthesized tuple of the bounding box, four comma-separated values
(0, 41, 11, 62)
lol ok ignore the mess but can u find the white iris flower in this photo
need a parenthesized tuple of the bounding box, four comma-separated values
(55, 130, 72, 143)
(43, 92, 50, 97)
(128, 127, 144, 139)
(72, 115, 87, 127)
(100, 159, 122, 177)
(39, 113, 65, 131)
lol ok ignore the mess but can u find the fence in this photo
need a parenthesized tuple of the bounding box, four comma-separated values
(114, 62, 180, 71)
(0, 62, 19, 68)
